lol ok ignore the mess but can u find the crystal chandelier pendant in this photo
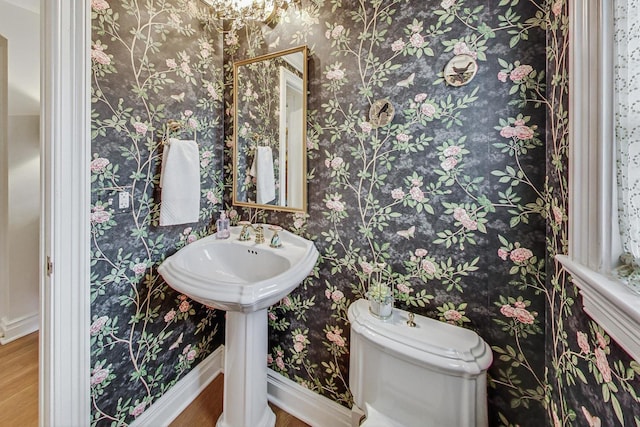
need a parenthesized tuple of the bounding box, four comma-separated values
(201, 0, 283, 29)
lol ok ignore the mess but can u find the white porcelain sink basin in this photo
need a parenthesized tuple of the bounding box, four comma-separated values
(158, 224, 319, 312)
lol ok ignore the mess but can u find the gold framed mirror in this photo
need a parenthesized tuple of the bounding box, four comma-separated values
(232, 45, 308, 213)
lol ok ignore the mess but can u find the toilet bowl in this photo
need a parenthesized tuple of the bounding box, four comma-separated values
(347, 299, 493, 427)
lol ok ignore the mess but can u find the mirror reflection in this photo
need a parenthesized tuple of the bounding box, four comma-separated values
(232, 45, 308, 213)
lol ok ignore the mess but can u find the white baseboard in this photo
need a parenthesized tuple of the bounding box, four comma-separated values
(0, 312, 39, 345)
(131, 344, 225, 427)
(267, 369, 351, 427)
(130, 345, 351, 427)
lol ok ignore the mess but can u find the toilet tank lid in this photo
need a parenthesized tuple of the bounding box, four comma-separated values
(348, 299, 492, 375)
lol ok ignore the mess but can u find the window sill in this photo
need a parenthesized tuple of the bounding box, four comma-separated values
(556, 255, 640, 362)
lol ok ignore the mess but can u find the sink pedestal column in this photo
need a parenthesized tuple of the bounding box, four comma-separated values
(216, 308, 275, 427)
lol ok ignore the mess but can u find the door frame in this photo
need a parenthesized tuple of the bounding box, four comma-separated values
(40, 0, 91, 425)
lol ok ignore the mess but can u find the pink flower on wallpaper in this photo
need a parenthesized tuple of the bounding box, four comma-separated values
(461, 218, 477, 231)
(510, 64, 533, 82)
(331, 25, 345, 39)
(359, 121, 372, 133)
(228, 210, 238, 219)
(131, 263, 146, 276)
(184, 110, 193, 117)
(326, 328, 345, 347)
(513, 301, 526, 309)
(187, 234, 197, 244)
(552, 206, 563, 224)
(421, 103, 436, 117)
(276, 356, 285, 369)
(325, 289, 331, 299)
(90, 157, 110, 173)
(409, 186, 424, 202)
(91, 367, 110, 386)
(225, 31, 238, 46)
(293, 342, 304, 353)
(164, 309, 176, 323)
(498, 248, 509, 260)
(415, 248, 428, 257)
(514, 119, 525, 126)
(453, 41, 477, 59)
(130, 402, 146, 418)
(91, 206, 111, 224)
(441, 0, 456, 9)
(444, 309, 462, 322)
(166, 58, 177, 69)
(421, 259, 437, 275)
(500, 126, 516, 138)
(206, 191, 218, 205)
(188, 118, 198, 129)
(594, 348, 612, 383)
(90, 316, 109, 336)
(443, 145, 461, 157)
(415, 93, 428, 102)
(360, 261, 374, 275)
(510, 247, 533, 263)
(207, 83, 219, 100)
(293, 218, 304, 229)
(497, 71, 508, 82)
(515, 125, 534, 140)
(331, 290, 344, 302)
(186, 349, 197, 361)
(331, 157, 344, 169)
(295, 334, 305, 343)
(500, 304, 516, 318)
(453, 207, 467, 221)
(396, 133, 411, 143)
(391, 39, 405, 52)
(440, 157, 458, 171)
(326, 64, 345, 81)
(410, 33, 425, 48)
(596, 332, 607, 349)
(514, 307, 535, 324)
(91, 0, 110, 11)
(552, 1, 563, 17)
(133, 122, 147, 134)
(183, 227, 192, 235)
(326, 198, 345, 212)
(267, 354, 273, 364)
(91, 45, 111, 65)
(397, 283, 412, 294)
(268, 312, 276, 321)
(282, 296, 292, 307)
(179, 300, 191, 313)
(391, 188, 405, 200)
(577, 331, 590, 354)
(180, 62, 193, 76)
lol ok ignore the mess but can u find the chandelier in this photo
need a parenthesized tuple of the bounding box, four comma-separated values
(201, 0, 287, 29)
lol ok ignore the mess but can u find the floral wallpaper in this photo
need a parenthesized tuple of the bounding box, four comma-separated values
(89, 0, 225, 425)
(86, 0, 640, 426)
(223, 1, 640, 426)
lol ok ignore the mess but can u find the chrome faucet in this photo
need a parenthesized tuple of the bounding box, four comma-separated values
(238, 221, 265, 244)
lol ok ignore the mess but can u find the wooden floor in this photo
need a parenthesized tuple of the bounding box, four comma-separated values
(171, 374, 310, 427)
(0, 333, 307, 427)
(0, 332, 39, 427)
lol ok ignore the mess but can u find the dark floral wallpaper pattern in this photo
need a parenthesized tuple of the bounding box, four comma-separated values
(90, 0, 225, 425)
(88, 0, 640, 426)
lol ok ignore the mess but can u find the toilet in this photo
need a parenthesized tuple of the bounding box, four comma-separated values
(347, 299, 493, 427)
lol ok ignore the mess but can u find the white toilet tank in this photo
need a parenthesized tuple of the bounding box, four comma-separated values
(348, 299, 493, 427)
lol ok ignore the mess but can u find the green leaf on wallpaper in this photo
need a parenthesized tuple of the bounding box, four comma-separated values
(611, 394, 624, 426)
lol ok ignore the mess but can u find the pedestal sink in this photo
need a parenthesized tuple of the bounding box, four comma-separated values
(158, 225, 319, 427)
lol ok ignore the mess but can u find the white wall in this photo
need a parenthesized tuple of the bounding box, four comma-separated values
(0, 0, 40, 343)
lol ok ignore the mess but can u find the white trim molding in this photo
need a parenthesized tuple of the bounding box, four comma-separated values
(131, 345, 225, 427)
(40, 0, 91, 425)
(559, 0, 640, 362)
(0, 313, 39, 344)
(267, 369, 352, 427)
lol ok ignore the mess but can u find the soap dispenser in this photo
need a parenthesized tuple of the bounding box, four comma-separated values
(216, 211, 230, 239)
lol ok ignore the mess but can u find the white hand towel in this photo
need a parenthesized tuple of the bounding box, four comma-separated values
(255, 146, 276, 205)
(159, 138, 200, 226)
